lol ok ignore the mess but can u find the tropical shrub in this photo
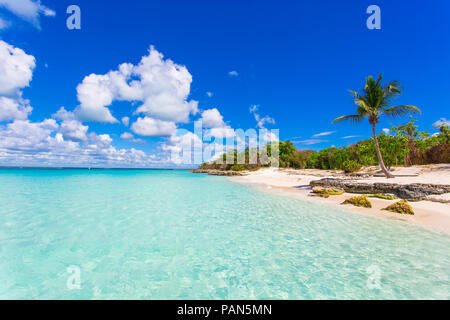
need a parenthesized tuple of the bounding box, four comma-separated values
(198, 122, 449, 170)
(230, 164, 245, 171)
(342, 160, 361, 173)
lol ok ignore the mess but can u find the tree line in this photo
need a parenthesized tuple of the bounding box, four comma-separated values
(199, 74, 449, 175)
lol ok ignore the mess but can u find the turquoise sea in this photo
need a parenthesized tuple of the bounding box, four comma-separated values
(0, 168, 449, 299)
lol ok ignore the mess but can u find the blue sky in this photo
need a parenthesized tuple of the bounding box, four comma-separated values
(0, 0, 449, 167)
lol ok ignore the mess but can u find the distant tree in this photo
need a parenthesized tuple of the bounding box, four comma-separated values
(433, 123, 450, 144)
(332, 74, 420, 178)
(390, 117, 430, 166)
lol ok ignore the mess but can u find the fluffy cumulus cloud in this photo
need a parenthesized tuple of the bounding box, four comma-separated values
(207, 127, 235, 139)
(0, 41, 35, 122)
(0, 117, 162, 167)
(433, 118, 450, 128)
(0, 96, 32, 121)
(59, 119, 88, 142)
(198, 108, 236, 139)
(199, 108, 225, 128)
(120, 132, 145, 143)
(0, 40, 35, 96)
(75, 46, 198, 124)
(52, 107, 88, 141)
(0, 0, 55, 28)
(161, 130, 226, 165)
(131, 116, 177, 137)
(162, 131, 202, 154)
(0, 41, 170, 167)
(0, 41, 252, 167)
(121, 116, 130, 127)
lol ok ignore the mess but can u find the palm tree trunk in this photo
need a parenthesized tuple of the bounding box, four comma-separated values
(372, 124, 394, 178)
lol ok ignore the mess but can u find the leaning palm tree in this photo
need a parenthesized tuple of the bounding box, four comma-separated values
(333, 74, 420, 178)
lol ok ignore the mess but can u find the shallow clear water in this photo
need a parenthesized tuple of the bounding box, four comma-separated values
(0, 168, 448, 299)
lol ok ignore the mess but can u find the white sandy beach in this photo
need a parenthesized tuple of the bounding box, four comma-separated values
(230, 164, 450, 233)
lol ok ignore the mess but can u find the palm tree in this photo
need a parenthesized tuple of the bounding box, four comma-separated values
(332, 74, 420, 178)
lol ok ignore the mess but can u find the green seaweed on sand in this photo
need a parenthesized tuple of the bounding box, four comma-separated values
(312, 187, 345, 198)
(382, 200, 415, 215)
(367, 194, 398, 200)
(342, 196, 372, 208)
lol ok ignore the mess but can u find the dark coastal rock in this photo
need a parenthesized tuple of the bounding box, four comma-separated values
(309, 179, 450, 201)
(190, 169, 247, 176)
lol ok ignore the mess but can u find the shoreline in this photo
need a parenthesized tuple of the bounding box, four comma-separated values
(227, 166, 450, 234)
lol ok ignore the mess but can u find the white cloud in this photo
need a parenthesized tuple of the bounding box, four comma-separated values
(0, 16, 10, 29)
(75, 46, 198, 124)
(228, 70, 239, 77)
(206, 91, 213, 98)
(312, 131, 336, 137)
(131, 116, 177, 137)
(88, 132, 112, 149)
(382, 128, 390, 134)
(0, 40, 36, 97)
(199, 108, 225, 128)
(0, 116, 164, 167)
(0, 43, 178, 167)
(52, 107, 88, 142)
(342, 135, 361, 139)
(198, 108, 236, 139)
(0, 118, 58, 151)
(59, 119, 88, 142)
(296, 139, 327, 145)
(207, 126, 236, 139)
(0, 41, 34, 123)
(52, 106, 74, 121)
(121, 116, 130, 127)
(249, 105, 275, 129)
(75, 72, 121, 123)
(0, 0, 55, 28)
(0, 96, 32, 121)
(162, 131, 202, 154)
(120, 132, 133, 140)
(0, 42, 242, 168)
(162, 131, 217, 165)
(120, 131, 145, 143)
(433, 118, 450, 127)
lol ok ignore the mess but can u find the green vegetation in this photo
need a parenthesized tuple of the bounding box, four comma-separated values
(230, 164, 245, 171)
(199, 122, 449, 171)
(342, 160, 362, 173)
(382, 200, 415, 215)
(367, 194, 398, 200)
(332, 74, 420, 178)
(312, 187, 345, 198)
(198, 75, 449, 172)
(342, 196, 372, 208)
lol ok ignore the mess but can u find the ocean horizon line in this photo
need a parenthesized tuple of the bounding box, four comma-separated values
(0, 166, 196, 170)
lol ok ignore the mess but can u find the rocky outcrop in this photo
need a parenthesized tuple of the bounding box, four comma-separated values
(309, 179, 450, 201)
(190, 169, 247, 176)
